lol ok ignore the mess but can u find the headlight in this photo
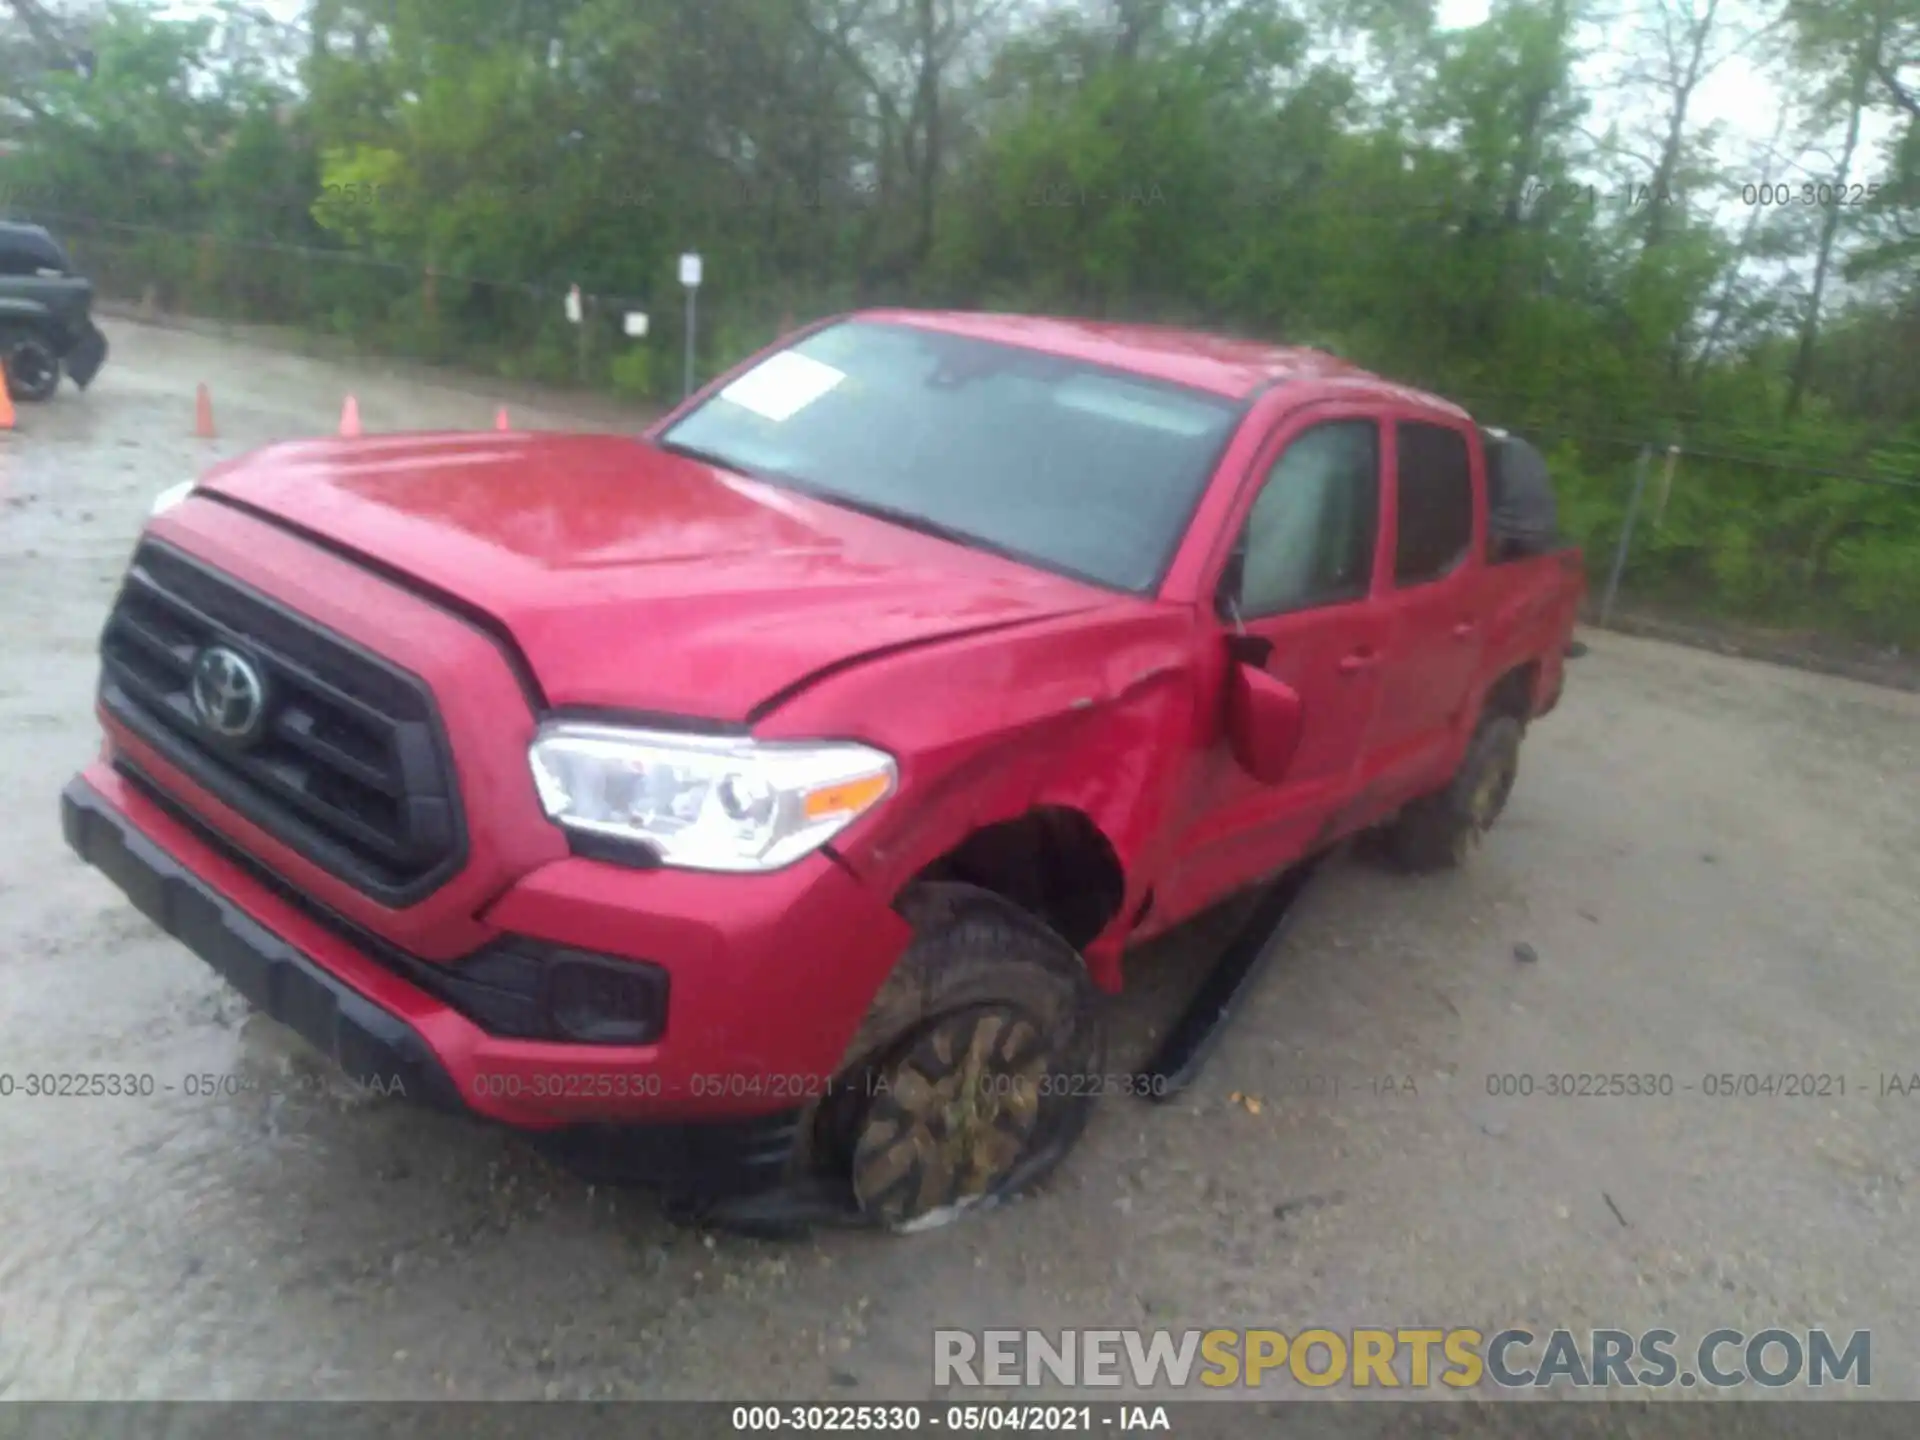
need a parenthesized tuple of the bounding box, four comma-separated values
(528, 722, 896, 873)
(150, 481, 195, 516)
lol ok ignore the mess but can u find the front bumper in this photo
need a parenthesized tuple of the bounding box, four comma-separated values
(63, 774, 464, 1111)
(61, 768, 905, 1200)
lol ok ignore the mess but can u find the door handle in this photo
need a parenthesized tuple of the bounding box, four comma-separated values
(1452, 619, 1478, 639)
(1336, 648, 1377, 675)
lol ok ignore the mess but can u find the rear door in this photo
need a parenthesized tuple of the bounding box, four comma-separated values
(1363, 416, 1487, 804)
(1155, 408, 1392, 920)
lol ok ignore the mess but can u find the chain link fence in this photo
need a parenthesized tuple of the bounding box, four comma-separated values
(43, 214, 826, 405)
(1488, 422, 1920, 681)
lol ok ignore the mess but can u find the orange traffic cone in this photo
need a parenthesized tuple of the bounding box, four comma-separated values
(0, 377, 14, 432)
(495, 406, 510, 431)
(339, 395, 361, 437)
(194, 383, 216, 438)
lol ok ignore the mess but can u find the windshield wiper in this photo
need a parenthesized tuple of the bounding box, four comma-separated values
(797, 489, 1032, 565)
(655, 438, 834, 500)
(653, 436, 769, 479)
(656, 436, 1033, 570)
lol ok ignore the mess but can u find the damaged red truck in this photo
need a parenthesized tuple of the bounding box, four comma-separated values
(61, 312, 1583, 1232)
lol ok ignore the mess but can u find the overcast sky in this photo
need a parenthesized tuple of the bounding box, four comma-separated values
(1440, 0, 1900, 194)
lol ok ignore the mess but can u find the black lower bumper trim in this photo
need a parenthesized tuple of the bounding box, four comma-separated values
(529, 1113, 810, 1204)
(60, 776, 803, 1203)
(63, 776, 463, 1113)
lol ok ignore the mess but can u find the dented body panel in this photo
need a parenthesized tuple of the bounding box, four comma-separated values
(762, 603, 1203, 989)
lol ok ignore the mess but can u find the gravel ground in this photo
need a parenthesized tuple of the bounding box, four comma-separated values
(1, 318, 1916, 1402)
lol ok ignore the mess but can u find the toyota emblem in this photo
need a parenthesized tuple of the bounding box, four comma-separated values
(189, 645, 268, 743)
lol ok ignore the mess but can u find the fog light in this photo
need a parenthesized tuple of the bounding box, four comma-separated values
(545, 951, 668, 1045)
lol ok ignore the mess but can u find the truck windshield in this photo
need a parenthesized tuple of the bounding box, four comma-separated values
(655, 319, 1243, 593)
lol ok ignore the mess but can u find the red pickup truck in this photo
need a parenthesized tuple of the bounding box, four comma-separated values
(62, 311, 1582, 1232)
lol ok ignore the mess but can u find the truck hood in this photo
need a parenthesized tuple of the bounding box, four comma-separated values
(193, 432, 1112, 721)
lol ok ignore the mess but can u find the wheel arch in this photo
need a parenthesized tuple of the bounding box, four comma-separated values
(1480, 659, 1541, 728)
(896, 805, 1129, 978)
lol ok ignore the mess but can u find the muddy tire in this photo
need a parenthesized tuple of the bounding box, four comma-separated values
(1385, 714, 1523, 871)
(2, 334, 61, 403)
(811, 882, 1106, 1232)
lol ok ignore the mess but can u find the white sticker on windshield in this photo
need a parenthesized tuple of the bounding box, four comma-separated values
(718, 350, 846, 423)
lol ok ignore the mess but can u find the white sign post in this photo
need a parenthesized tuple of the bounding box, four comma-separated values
(679, 253, 702, 401)
(623, 311, 649, 338)
(564, 283, 587, 382)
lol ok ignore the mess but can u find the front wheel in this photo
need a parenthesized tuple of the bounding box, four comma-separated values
(812, 883, 1107, 1231)
(1385, 714, 1523, 871)
(2, 335, 61, 403)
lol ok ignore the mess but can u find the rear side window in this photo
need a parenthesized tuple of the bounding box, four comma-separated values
(1393, 421, 1474, 586)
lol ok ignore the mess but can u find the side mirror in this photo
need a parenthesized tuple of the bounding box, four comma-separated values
(1225, 653, 1303, 786)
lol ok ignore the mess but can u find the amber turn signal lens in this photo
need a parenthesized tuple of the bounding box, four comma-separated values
(803, 771, 892, 821)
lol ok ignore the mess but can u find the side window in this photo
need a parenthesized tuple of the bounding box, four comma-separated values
(1229, 420, 1379, 619)
(1393, 421, 1474, 586)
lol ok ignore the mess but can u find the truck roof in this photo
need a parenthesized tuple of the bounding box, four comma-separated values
(855, 307, 1471, 419)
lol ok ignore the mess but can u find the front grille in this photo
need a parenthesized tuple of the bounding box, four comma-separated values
(99, 540, 464, 905)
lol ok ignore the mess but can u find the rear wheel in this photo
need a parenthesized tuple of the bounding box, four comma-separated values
(2, 334, 61, 403)
(811, 883, 1106, 1231)
(1386, 714, 1523, 871)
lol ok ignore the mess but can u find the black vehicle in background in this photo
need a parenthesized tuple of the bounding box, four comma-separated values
(0, 221, 108, 402)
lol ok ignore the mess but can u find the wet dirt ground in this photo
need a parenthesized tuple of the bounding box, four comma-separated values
(2, 318, 1917, 1401)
